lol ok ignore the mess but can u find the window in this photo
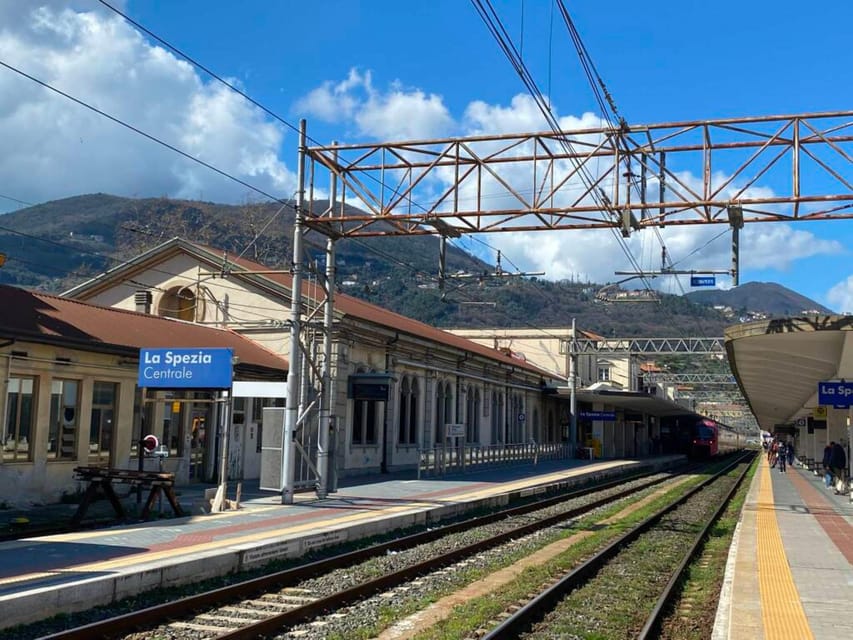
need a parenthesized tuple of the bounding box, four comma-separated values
(89, 381, 117, 463)
(398, 376, 418, 445)
(4, 376, 36, 462)
(157, 285, 200, 321)
(598, 367, 611, 382)
(352, 399, 378, 445)
(434, 381, 453, 442)
(161, 395, 185, 457)
(466, 385, 480, 443)
(491, 390, 504, 443)
(48, 379, 80, 460)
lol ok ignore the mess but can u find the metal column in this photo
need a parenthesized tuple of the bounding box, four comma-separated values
(281, 120, 307, 504)
(317, 144, 337, 499)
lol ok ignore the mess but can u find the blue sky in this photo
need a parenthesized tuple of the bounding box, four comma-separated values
(0, 1, 851, 311)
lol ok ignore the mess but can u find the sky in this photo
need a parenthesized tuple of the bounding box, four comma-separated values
(1, 1, 852, 312)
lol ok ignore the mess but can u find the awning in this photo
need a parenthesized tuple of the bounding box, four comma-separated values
(725, 316, 853, 431)
(552, 387, 700, 418)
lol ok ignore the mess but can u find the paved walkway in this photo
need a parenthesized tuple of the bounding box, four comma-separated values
(716, 458, 853, 640)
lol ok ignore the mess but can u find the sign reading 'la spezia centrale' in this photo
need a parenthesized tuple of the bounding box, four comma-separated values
(817, 380, 853, 407)
(138, 348, 234, 389)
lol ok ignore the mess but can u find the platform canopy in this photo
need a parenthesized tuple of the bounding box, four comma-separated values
(724, 316, 853, 430)
(553, 386, 702, 419)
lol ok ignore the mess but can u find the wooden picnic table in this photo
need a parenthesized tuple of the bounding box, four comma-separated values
(71, 466, 184, 525)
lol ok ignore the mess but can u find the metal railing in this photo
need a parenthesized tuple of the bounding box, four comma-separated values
(417, 441, 572, 478)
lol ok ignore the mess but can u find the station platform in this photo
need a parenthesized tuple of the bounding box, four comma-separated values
(715, 457, 853, 640)
(0, 455, 683, 631)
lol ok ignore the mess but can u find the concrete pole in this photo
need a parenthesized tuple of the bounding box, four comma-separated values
(281, 120, 307, 504)
(317, 144, 338, 499)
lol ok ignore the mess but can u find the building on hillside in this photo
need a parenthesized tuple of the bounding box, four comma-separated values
(0, 284, 288, 506)
(63, 238, 569, 491)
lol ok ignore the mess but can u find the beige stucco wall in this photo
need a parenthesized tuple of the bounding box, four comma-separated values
(0, 342, 138, 506)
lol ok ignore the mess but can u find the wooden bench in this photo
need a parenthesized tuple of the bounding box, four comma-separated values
(71, 466, 184, 525)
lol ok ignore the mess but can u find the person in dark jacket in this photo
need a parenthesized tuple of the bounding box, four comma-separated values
(829, 441, 847, 494)
(823, 443, 834, 488)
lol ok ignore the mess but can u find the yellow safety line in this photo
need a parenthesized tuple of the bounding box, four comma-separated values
(756, 461, 814, 639)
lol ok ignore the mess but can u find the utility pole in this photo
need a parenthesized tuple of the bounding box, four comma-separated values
(281, 120, 307, 504)
(317, 143, 338, 499)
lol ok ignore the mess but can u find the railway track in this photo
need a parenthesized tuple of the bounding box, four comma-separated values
(480, 451, 755, 639)
(32, 462, 718, 640)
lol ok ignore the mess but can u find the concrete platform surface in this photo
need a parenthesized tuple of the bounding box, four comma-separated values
(0, 455, 683, 630)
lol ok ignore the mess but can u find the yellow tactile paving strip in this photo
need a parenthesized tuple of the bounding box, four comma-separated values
(757, 461, 814, 640)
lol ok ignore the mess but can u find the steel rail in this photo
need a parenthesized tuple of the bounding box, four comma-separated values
(38, 465, 684, 640)
(637, 452, 757, 638)
(481, 451, 754, 639)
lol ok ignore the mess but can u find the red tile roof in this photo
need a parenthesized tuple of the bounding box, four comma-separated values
(205, 245, 556, 379)
(0, 284, 287, 376)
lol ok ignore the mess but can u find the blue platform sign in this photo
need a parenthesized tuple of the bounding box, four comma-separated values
(818, 380, 853, 407)
(138, 348, 234, 389)
(579, 411, 616, 421)
(690, 275, 716, 287)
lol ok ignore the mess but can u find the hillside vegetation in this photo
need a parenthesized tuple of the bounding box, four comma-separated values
(0, 194, 828, 337)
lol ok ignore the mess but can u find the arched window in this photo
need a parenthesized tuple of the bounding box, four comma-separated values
(434, 380, 454, 442)
(398, 376, 418, 445)
(466, 384, 481, 443)
(492, 391, 504, 443)
(158, 286, 201, 321)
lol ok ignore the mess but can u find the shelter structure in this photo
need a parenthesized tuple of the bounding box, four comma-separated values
(725, 315, 853, 466)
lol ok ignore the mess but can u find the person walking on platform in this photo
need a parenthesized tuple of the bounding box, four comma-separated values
(823, 442, 834, 488)
(787, 440, 795, 467)
(829, 441, 847, 494)
(777, 441, 787, 472)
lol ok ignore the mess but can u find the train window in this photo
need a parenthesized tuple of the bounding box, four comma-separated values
(696, 426, 716, 439)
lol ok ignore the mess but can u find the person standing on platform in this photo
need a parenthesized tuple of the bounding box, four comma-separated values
(829, 441, 847, 494)
(777, 441, 787, 472)
(823, 442, 834, 488)
(787, 440, 795, 467)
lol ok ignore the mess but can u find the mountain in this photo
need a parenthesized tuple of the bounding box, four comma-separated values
(685, 281, 834, 318)
(0, 193, 825, 337)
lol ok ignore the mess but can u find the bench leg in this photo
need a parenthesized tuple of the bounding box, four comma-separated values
(142, 486, 162, 519)
(163, 487, 184, 517)
(102, 481, 126, 520)
(70, 482, 101, 526)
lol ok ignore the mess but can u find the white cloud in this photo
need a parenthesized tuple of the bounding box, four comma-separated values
(0, 3, 293, 212)
(294, 68, 454, 140)
(827, 276, 853, 314)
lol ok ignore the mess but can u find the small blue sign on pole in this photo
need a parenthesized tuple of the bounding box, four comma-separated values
(690, 275, 716, 287)
(138, 348, 234, 389)
(818, 380, 853, 407)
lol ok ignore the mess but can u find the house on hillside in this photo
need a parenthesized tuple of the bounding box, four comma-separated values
(62, 238, 568, 491)
(0, 284, 288, 506)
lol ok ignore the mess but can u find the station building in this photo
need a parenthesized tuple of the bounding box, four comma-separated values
(0, 284, 288, 506)
(61, 238, 570, 492)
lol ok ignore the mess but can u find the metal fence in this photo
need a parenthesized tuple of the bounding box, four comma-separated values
(417, 441, 572, 478)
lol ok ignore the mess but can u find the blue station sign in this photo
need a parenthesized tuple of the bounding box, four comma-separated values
(690, 275, 716, 287)
(579, 411, 617, 421)
(818, 380, 853, 407)
(138, 348, 233, 389)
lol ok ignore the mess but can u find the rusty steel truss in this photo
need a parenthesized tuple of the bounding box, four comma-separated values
(302, 111, 853, 237)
